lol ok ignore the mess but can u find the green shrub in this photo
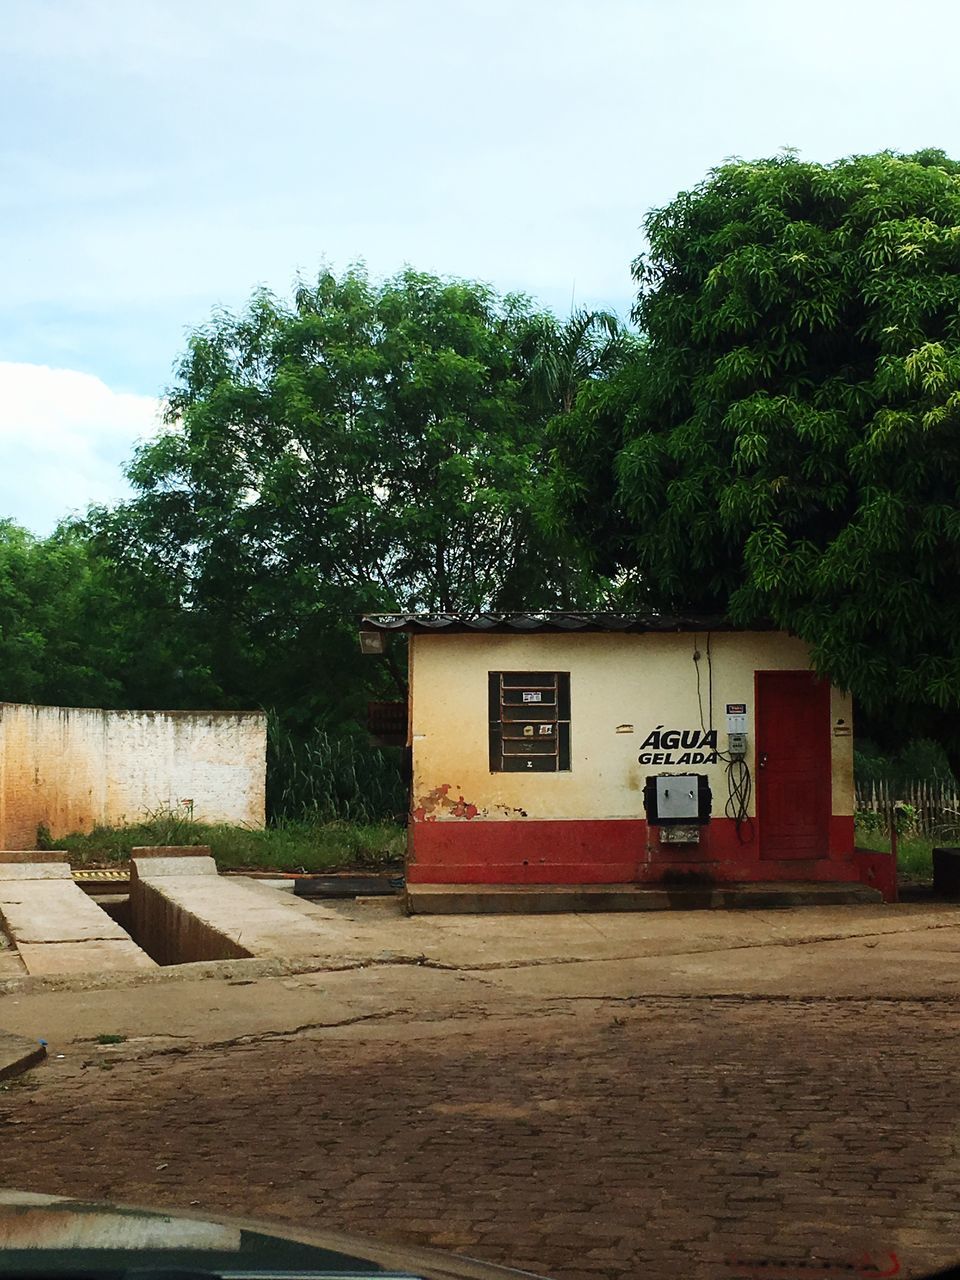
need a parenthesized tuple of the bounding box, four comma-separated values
(855, 816, 934, 880)
(855, 803, 917, 838)
(56, 814, 404, 873)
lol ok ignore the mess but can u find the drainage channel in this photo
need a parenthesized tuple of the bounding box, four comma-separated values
(95, 886, 245, 967)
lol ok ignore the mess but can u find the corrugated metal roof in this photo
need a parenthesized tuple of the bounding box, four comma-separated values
(359, 612, 766, 635)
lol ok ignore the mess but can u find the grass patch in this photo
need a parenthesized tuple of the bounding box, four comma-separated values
(855, 822, 934, 880)
(55, 815, 405, 874)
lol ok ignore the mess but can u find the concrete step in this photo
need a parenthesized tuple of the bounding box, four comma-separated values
(406, 881, 884, 915)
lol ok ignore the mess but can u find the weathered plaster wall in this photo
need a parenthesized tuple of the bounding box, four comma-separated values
(0, 704, 266, 850)
(410, 630, 854, 822)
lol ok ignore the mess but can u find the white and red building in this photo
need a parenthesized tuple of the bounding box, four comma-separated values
(361, 614, 894, 906)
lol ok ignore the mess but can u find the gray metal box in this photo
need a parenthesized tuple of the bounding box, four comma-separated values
(655, 775, 700, 820)
(727, 731, 747, 758)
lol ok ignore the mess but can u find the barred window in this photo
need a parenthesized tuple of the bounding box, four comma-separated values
(488, 671, 571, 772)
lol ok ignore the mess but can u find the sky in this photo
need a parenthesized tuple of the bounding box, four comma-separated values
(2, 0, 960, 532)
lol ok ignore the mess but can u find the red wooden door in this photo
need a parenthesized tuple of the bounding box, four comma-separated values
(756, 671, 831, 860)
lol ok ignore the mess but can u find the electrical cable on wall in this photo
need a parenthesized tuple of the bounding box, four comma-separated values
(696, 637, 711, 732)
(724, 755, 754, 844)
(707, 630, 714, 732)
(694, 633, 755, 844)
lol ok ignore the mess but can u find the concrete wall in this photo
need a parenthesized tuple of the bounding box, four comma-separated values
(0, 703, 266, 849)
(129, 859, 253, 966)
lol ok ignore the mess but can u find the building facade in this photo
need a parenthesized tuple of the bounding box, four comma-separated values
(362, 614, 894, 902)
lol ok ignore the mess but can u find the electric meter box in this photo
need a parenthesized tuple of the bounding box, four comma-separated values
(642, 773, 712, 826)
(725, 703, 748, 734)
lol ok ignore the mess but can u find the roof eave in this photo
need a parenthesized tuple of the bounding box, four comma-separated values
(358, 612, 771, 636)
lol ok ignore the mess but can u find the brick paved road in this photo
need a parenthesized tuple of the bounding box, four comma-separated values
(2, 996, 959, 1280)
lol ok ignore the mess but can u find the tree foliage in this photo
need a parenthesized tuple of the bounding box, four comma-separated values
(553, 149, 960, 753)
(521, 307, 635, 416)
(86, 267, 616, 730)
(0, 519, 213, 710)
(122, 266, 589, 611)
(3, 268, 633, 817)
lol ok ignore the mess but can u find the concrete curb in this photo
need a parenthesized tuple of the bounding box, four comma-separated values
(406, 880, 885, 914)
(0, 1031, 46, 1081)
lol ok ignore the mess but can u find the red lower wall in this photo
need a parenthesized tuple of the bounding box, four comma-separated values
(407, 815, 893, 900)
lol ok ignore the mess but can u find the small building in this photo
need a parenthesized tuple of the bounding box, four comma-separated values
(361, 613, 895, 909)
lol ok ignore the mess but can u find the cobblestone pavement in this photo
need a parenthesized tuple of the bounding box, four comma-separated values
(1, 995, 959, 1280)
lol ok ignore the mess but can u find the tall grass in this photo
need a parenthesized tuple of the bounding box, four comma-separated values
(266, 716, 407, 824)
(854, 821, 934, 880)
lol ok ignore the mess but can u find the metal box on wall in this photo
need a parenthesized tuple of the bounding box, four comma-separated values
(655, 775, 698, 820)
(643, 773, 712, 826)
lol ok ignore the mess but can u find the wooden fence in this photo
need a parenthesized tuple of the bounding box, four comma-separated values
(855, 779, 960, 835)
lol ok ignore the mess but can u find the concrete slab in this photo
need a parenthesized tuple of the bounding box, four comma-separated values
(130, 856, 217, 879)
(406, 881, 882, 914)
(0, 852, 69, 864)
(0, 952, 27, 978)
(477, 929, 960, 1001)
(169, 879, 328, 956)
(0, 863, 71, 880)
(0, 883, 134, 943)
(0, 1030, 45, 1080)
(15, 940, 157, 977)
(284, 896, 960, 972)
(7, 902, 960, 1056)
(0, 962, 453, 1053)
(131, 858, 326, 964)
(0, 865, 156, 976)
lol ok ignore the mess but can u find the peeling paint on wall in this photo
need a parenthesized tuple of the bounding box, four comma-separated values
(412, 783, 481, 822)
(0, 703, 266, 850)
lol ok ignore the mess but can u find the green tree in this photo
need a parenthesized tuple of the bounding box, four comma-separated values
(100, 266, 599, 727)
(553, 150, 960, 763)
(0, 519, 214, 710)
(521, 307, 635, 416)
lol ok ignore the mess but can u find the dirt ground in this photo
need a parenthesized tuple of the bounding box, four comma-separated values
(3, 899, 960, 1280)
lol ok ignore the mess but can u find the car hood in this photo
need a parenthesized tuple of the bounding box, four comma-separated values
(0, 1191, 549, 1280)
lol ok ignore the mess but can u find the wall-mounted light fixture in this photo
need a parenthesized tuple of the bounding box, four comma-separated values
(359, 629, 388, 655)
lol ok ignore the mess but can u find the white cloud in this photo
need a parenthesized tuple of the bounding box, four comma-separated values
(0, 362, 161, 533)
